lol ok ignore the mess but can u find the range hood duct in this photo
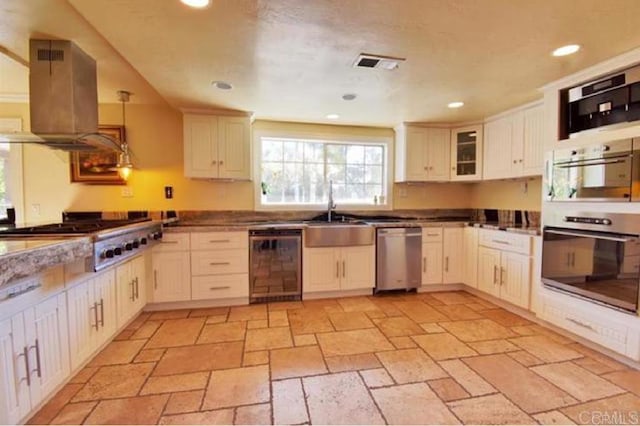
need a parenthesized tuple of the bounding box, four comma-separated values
(0, 39, 121, 152)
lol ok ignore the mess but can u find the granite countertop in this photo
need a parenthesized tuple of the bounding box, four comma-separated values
(0, 237, 93, 288)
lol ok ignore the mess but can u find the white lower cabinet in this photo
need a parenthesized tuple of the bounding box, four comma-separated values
(116, 255, 146, 329)
(303, 245, 375, 293)
(463, 227, 479, 288)
(421, 242, 443, 285)
(478, 244, 531, 309)
(152, 252, 191, 303)
(443, 228, 463, 283)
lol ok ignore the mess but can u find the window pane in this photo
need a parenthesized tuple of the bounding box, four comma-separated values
(303, 163, 324, 203)
(346, 145, 365, 164)
(346, 165, 364, 184)
(327, 164, 346, 184)
(262, 139, 283, 162)
(326, 145, 346, 164)
(283, 163, 304, 203)
(304, 143, 324, 163)
(365, 184, 383, 199)
(365, 146, 383, 164)
(283, 141, 303, 162)
(365, 165, 382, 184)
(262, 162, 284, 203)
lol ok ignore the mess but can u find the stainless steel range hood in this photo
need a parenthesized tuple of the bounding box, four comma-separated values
(0, 40, 120, 152)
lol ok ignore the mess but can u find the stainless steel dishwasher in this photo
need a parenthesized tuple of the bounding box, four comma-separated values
(376, 227, 422, 292)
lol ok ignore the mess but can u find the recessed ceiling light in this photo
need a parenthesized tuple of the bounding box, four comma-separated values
(326, 114, 340, 120)
(180, 0, 210, 8)
(552, 44, 581, 57)
(448, 101, 464, 109)
(342, 93, 357, 101)
(211, 80, 233, 90)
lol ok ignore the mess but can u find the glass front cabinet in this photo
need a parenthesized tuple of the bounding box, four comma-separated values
(450, 125, 483, 181)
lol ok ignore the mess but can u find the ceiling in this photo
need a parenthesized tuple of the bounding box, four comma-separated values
(2, 1, 640, 127)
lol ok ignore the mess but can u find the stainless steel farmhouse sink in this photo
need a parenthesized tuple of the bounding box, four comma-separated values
(304, 223, 374, 247)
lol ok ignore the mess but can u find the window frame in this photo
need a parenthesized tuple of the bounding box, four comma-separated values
(0, 118, 24, 223)
(253, 129, 393, 211)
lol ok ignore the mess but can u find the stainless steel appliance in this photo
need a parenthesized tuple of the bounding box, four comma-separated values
(249, 229, 302, 303)
(565, 64, 640, 137)
(376, 227, 422, 292)
(549, 139, 640, 201)
(0, 213, 162, 271)
(542, 210, 640, 313)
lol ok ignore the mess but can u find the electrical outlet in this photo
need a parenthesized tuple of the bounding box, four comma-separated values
(521, 181, 528, 194)
(121, 187, 134, 198)
(31, 204, 41, 216)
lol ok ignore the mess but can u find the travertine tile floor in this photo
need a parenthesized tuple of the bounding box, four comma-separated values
(28, 291, 640, 425)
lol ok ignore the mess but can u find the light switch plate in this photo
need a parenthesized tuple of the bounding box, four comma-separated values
(121, 187, 134, 198)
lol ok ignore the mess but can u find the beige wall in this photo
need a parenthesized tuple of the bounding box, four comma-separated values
(0, 102, 541, 222)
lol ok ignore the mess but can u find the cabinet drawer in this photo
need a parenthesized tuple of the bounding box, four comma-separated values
(479, 229, 531, 255)
(153, 233, 190, 252)
(191, 249, 248, 276)
(191, 231, 248, 250)
(192, 274, 249, 300)
(422, 227, 443, 243)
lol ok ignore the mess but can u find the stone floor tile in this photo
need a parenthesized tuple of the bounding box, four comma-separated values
(389, 336, 418, 349)
(507, 350, 545, 367)
(438, 359, 496, 396)
(369, 298, 405, 316)
(49, 401, 96, 425)
(317, 328, 393, 356)
(440, 319, 516, 342)
(412, 333, 478, 360)
(602, 370, 640, 396)
(567, 342, 629, 371)
(573, 356, 624, 375)
(293, 333, 317, 346)
(134, 348, 165, 363)
(148, 310, 190, 320)
(463, 354, 578, 413)
(511, 324, 572, 344)
(113, 329, 135, 340)
(68, 366, 99, 384)
(428, 378, 470, 402)
(202, 365, 270, 410)
(447, 393, 534, 425)
(420, 323, 446, 333)
(228, 304, 268, 321)
(435, 304, 484, 320)
(430, 291, 475, 305)
(245, 326, 293, 351)
(360, 368, 394, 388)
(509, 335, 583, 363)
(141, 371, 210, 395)
(532, 362, 625, 402)
(145, 318, 206, 348)
(268, 300, 304, 311)
(394, 300, 449, 323)
(27, 383, 83, 424)
(373, 316, 424, 337)
(73, 363, 154, 402)
(84, 394, 169, 424)
(189, 306, 229, 317)
(205, 314, 228, 324)
(465, 302, 494, 312)
(533, 410, 577, 425)
(468, 339, 519, 355)
(130, 320, 162, 339)
(234, 403, 271, 425)
(247, 319, 268, 329)
(376, 348, 448, 383)
(325, 353, 382, 372)
(271, 345, 328, 379)
(288, 308, 335, 335)
(197, 321, 246, 344)
(268, 310, 289, 327)
(272, 378, 309, 425)
(372, 382, 460, 425)
(154, 342, 243, 376)
(243, 350, 269, 366)
(164, 390, 204, 415)
(302, 298, 343, 311)
(329, 311, 375, 330)
(337, 296, 380, 312)
(418, 293, 447, 306)
(126, 312, 152, 330)
(88, 339, 146, 366)
(303, 372, 385, 424)
(561, 393, 640, 424)
(159, 408, 235, 425)
(365, 309, 388, 319)
(481, 308, 532, 326)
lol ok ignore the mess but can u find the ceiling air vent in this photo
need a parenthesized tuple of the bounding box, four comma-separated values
(37, 49, 64, 61)
(353, 53, 405, 70)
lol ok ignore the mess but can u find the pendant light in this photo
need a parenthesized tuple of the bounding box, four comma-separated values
(116, 90, 133, 181)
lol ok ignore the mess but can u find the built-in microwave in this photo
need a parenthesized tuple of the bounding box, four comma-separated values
(548, 138, 640, 202)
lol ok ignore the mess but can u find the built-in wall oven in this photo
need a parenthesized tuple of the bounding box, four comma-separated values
(542, 211, 640, 313)
(549, 138, 640, 201)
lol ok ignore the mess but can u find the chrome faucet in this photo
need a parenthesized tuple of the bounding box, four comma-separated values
(327, 180, 337, 222)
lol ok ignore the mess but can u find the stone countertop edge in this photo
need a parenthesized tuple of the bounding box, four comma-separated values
(163, 221, 469, 233)
(0, 237, 93, 288)
(468, 222, 541, 236)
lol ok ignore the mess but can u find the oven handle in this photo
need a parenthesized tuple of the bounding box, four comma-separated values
(545, 229, 636, 243)
(249, 236, 301, 242)
(555, 158, 628, 169)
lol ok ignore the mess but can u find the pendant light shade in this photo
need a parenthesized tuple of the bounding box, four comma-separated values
(116, 90, 133, 181)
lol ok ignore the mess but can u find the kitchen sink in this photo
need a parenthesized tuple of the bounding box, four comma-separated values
(304, 223, 374, 247)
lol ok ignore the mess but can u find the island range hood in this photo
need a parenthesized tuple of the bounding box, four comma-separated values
(0, 39, 121, 152)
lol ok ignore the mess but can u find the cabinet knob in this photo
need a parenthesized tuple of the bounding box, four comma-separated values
(211, 160, 217, 165)
(219, 160, 224, 165)
(519, 159, 523, 163)
(424, 166, 428, 170)
(513, 160, 517, 164)
(452, 167, 456, 170)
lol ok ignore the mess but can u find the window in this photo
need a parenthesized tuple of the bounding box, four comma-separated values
(257, 136, 389, 208)
(0, 118, 24, 221)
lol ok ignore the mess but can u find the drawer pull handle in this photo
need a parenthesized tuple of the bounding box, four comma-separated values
(209, 239, 230, 243)
(90, 303, 99, 330)
(342, 260, 346, 278)
(423, 257, 426, 273)
(336, 261, 339, 278)
(426, 233, 440, 237)
(566, 317, 595, 332)
(209, 262, 231, 266)
(493, 265, 498, 284)
(500, 267, 506, 286)
(98, 298, 105, 327)
(154, 270, 158, 290)
(209, 286, 231, 291)
(445, 256, 449, 272)
(161, 241, 179, 244)
(18, 346, 30, 386)
(492, 240, 510, 245)
(31, 339, 42, 378)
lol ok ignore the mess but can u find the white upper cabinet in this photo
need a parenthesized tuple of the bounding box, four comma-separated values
(183, 113, 251, 180)
(395, 125, 450, 182)
(450, 125, 483, 181)
(521, 104, 545, 176)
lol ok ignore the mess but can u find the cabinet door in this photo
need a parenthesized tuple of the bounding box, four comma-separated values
(341, 246, 375, 290)
(483, 117, 514, 180)
(422, 242, 443, 285)
(463, 227, 479, 288)
(24, 294, 70, 406)
(183, 114, 218, 178)
(93, 270, 117, 349)
(443, 228, 463, 283)
(130, 256, 147, 312)
(522, 104, 544, 176)
(303, 248, 341, 293)
(450, 125, 483, 181)
(218, 116, 251, 180)
(477, 247, 501, 297)
(0, 314, 30, 425)
(404, 127, 428, 181)
(66, 279, 98, 371)
(500, 252, 531, 309)
(426, 128, 450, 181)
(152, 251, 191, 303)
(115, 262, 134, 329)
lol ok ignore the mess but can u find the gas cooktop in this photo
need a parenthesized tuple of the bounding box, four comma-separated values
(0, 218, 150, 236)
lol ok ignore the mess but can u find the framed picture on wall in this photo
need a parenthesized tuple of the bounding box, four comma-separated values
(70, 125, 126, 185)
